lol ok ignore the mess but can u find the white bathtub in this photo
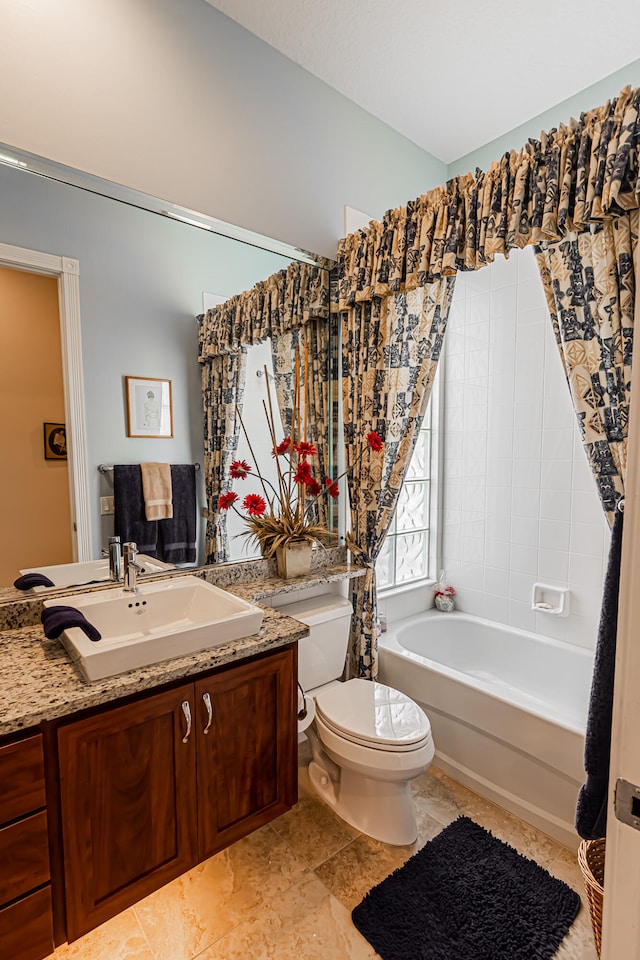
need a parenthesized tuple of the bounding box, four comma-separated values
(378, 610, 594, 850)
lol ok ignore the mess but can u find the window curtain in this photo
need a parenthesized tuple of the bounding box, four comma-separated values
(336, 83, 640, 680)
(199, 261, 329, 359)
(201, 350, 247, 562)
(534, 212, 638, 524)
(342, 279, 456, 679)
(337, 86, 639, 307)
(271, 319, 331, 527)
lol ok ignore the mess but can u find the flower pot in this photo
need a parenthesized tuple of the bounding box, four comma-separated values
(434, 593, 455, 612)
(276, 540, 313, 579)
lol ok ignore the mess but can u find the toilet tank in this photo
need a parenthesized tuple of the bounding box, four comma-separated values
(277, 594, 353, 691)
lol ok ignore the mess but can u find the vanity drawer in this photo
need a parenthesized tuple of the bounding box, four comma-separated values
(0, 885, 54, 960)
(0, 734, 46, 825)
(0, 810, 50, 904)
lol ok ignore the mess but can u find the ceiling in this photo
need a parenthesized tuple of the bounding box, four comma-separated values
(204, 0, 640, 164)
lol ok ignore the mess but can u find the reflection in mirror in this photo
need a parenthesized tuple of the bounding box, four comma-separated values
(0, 146, 335, 593)
(199, 263, 333, 565)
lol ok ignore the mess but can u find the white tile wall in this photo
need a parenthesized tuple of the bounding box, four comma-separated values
(441, 247, 609, 650)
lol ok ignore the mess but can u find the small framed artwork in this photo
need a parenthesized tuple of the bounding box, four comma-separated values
(43, 422, 67, 460)
(125, 376, 173, 438)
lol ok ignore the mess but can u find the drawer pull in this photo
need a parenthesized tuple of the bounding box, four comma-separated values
(202, 692, 213, 734)
(181, 700, 192, 743)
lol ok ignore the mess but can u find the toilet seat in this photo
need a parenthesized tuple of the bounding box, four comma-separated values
(315, 678, 432, 753)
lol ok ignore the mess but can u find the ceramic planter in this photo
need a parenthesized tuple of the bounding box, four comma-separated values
(275, 540, 313, 579)
(434, 593, 455, 612)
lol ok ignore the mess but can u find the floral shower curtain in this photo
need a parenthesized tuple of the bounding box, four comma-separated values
(337, 86, 639, 301)
(201, 350, 247, 562)
(534, 211, 638, 524)
(343, 279, 456, 679)
(271, 319, 331, 526)
(337, 83, 640, 679)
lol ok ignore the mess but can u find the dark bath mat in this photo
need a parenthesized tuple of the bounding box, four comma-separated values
(352, 816, 580, 960)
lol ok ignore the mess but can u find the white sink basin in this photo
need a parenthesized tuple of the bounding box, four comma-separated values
(20, 555, 174, 591)
(43, 575, 264, 681)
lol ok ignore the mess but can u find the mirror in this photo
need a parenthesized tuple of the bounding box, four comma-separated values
(0, 146, 335, 594)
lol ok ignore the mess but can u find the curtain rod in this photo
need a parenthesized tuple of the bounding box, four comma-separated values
(98, 463, 200, 473)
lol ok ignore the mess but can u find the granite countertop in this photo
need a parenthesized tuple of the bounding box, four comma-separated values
(0, 563, 364, 738)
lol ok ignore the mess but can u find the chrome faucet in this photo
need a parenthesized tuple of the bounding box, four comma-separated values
(123, 542, 143, 594)
(107, 536, 122, 581)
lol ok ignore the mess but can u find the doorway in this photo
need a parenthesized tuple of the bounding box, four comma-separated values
(0, 264, 73, 581)
(0, 242, 90, 574)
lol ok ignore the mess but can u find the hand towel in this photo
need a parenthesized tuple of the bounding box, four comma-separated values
(158, 464, 197, 564)
(140, 462, 173, 520)
(575, 506, 624, 839)
(14, 572, 55, 590)
(41, 605, 101, 642)
(113, 465, 158, 556)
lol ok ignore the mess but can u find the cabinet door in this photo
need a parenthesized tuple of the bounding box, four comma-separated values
(58, 684, 197, 941)
(195, 646, 297, 860)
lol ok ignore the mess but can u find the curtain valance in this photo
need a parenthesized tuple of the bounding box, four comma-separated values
(338, 85, 640, 309)
(198, 260, 329, 360)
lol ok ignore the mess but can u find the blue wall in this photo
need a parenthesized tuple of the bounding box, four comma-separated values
(0, 163, 294, 559)
(0, 0, 447, 258)
(448, 59, 640, 178)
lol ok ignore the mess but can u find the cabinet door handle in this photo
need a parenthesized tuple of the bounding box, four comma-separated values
(202, 692, 213, 734)
(181, 700, 192, 743)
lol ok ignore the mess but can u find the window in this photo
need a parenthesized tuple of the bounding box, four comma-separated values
(376, 397, 437, 591)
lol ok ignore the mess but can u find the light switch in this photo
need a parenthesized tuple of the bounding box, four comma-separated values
(100, 496, 115, 516)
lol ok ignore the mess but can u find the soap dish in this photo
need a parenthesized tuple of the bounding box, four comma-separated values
(531, 582, 570, 617)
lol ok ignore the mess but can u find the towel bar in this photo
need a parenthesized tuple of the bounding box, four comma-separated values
(98, 462, 200, 473)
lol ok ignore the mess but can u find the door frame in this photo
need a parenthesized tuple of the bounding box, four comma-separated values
(600, 234, 640, 955)
(0, 242, 90, 561)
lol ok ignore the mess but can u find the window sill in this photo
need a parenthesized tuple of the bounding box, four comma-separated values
(377, 577, 436, 600)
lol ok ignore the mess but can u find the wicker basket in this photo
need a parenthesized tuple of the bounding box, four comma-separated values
(578, 838, 606, 958)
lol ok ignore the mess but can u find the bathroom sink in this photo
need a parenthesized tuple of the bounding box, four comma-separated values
(20, 555, 174, 591)
(43, 575, 264, 681)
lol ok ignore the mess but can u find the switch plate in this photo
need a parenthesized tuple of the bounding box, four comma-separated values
(100, 496, 115, 516)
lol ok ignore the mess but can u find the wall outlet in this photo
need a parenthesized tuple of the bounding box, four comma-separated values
(100, 496, 115, 516)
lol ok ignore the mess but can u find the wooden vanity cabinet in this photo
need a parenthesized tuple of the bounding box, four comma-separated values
(57, 683, 197, 941)
(57, 644, 297, 942)
(195, 648, 297, 860)
(0, 734, 54, 960)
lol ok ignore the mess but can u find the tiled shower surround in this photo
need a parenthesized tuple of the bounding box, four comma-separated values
(441, 246, 609, 650)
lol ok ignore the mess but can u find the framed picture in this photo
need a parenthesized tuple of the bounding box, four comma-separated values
(125, 376, 173, 438)
(44, 422, 67, 460)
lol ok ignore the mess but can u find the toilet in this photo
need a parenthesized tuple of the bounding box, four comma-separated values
(278, 592, 434, 846)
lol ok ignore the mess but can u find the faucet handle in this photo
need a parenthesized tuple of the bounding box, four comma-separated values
(123, 541, 138, 559)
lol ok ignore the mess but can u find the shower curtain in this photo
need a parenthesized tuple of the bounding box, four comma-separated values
(534, 212, 638, 523)
(342, 279, 456, 679)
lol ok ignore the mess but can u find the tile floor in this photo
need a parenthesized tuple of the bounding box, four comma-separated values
(46, 744, 598, 959)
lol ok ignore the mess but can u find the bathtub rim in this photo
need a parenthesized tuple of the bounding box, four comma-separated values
(379, 608, 593, 737)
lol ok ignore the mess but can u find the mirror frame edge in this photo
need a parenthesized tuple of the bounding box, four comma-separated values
(0, 241, 90, 562)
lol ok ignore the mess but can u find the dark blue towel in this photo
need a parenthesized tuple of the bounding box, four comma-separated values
(113, 465, 158, 556)
(158, 464, 197, 564)
(576, 506, 624, 839)
(41, 605, 102, 643)
(13, 573, 55, 590)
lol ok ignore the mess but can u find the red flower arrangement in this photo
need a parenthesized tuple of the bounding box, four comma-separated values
(433, 584, 456, 599)
(218, 347, 383, 560)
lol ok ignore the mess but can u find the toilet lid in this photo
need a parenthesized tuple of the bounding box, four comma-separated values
(315, 678, 431, 748)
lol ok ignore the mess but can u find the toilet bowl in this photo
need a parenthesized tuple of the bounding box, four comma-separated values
(274, 592, 435, 846)
(306, 678, 434, 845)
